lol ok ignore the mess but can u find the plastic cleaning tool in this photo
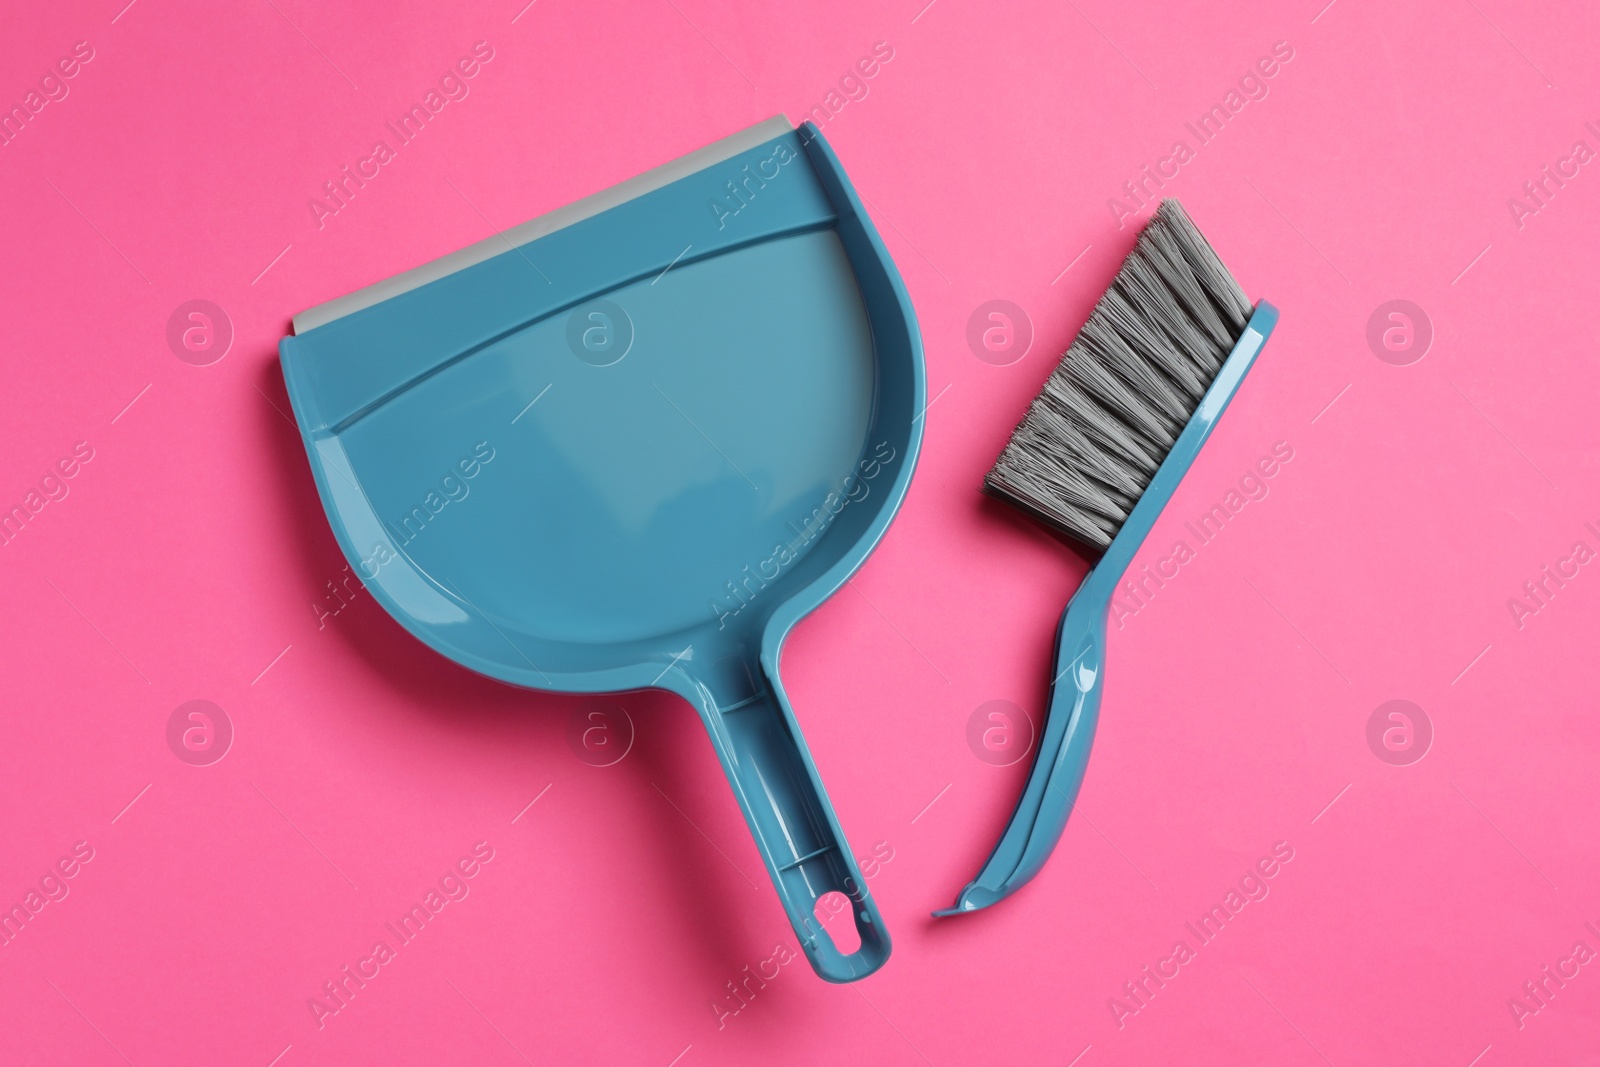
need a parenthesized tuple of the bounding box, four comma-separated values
(938, 200, 1278, 915)
(279, 117, 924, 981)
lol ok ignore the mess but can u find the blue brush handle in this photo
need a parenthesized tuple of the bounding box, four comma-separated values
(934, 577, 1111, 914)
(937, 302, 1279, 916)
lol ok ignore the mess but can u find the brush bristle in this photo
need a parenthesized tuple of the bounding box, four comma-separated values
(985, 200, 1253, 550)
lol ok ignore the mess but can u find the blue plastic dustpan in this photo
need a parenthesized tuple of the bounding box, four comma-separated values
(279, 118, 924, 982)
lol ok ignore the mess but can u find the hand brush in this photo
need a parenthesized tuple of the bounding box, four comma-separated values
(938, 199, 1279, 914)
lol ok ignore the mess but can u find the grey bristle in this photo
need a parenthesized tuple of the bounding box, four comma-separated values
(985, 200, 1252, 551)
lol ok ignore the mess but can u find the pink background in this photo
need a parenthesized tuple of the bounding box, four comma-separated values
(4, 0, 1599, 1063)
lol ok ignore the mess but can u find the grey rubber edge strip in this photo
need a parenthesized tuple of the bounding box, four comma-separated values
(292, 114, 795, 335)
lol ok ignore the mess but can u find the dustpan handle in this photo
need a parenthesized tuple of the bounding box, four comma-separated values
(682, 660, 891, 982)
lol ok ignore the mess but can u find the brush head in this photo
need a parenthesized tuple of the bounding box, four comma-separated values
(985, 200, 1254, 551)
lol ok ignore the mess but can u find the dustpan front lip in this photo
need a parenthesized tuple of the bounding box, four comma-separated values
(292, 115, 797, 336)
(280, 121, 924, 697)
(283, 126, 839, 437)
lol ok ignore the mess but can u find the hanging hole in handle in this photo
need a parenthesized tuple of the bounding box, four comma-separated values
(813, 891, 862, 955)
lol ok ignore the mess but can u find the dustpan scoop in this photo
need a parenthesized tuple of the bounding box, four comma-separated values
(279, 117, 925, 982)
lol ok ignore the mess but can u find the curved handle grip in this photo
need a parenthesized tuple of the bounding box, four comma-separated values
(684, 660, 891, 982)
(936, 586, 1109, 915)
